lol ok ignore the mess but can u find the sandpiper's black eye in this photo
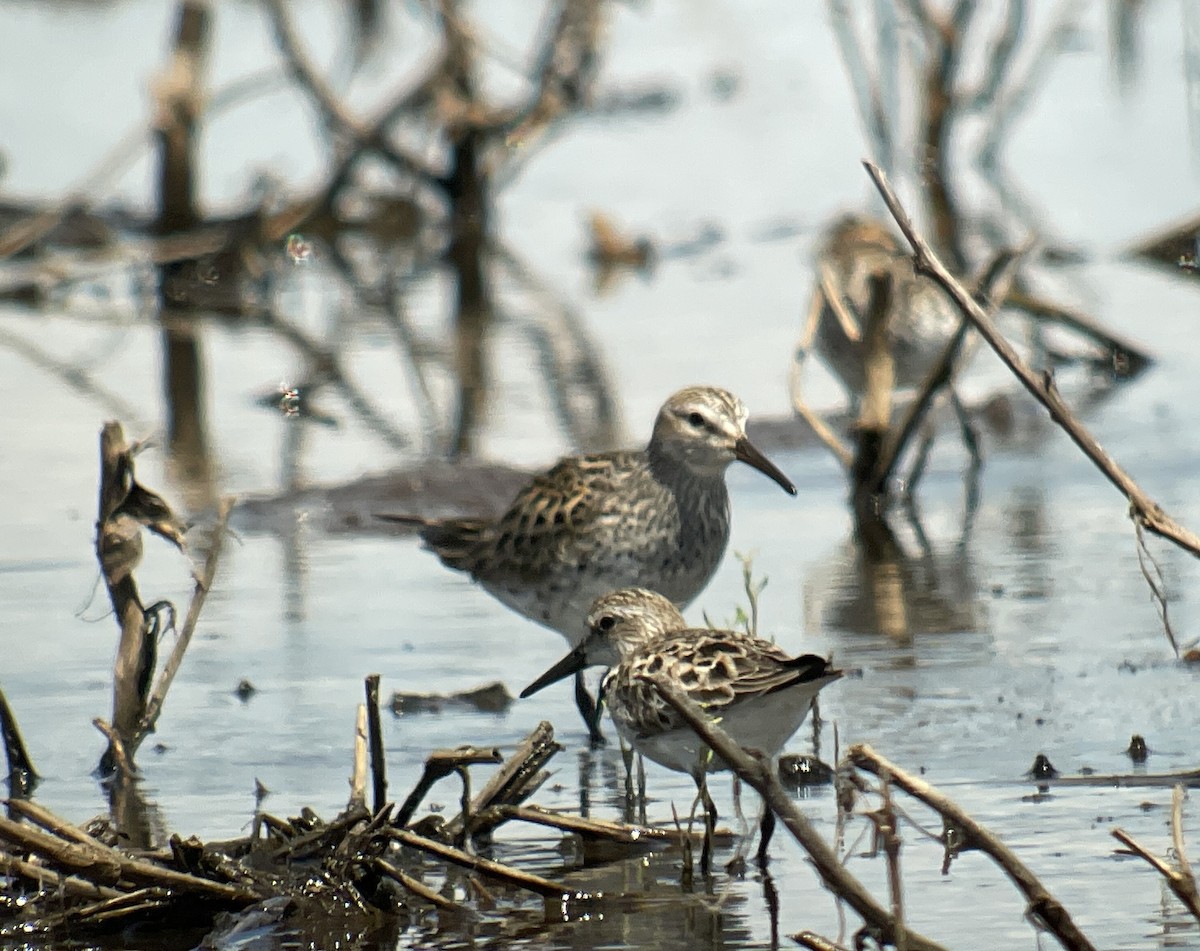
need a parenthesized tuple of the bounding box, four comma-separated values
(687, 412, 705, 428)
(598, 615, 616, 632)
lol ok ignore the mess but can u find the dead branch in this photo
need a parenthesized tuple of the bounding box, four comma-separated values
(978, 0, 1087, 169)
(155, 1, 210, 238)
(792, 932, 854, 951)
(0, 687, 37, 794)
(134, 496, 233, 754)
(446, 720, 562, 842)
(0, 850, 122, 901)
(387, 827, 569, 898)
(864, 160, 1200, 562)
(261, 306, 411, 452)
(349, 704, 368, 812)
(826, 0, 894, 172)
(95, 422, 184, 777)
(1112, 785, 1200, 923)
(870, 243, 1027, 490)
(372, 857, 465, 913)
(649, 679, 948, 951)
(0, 811, 260, 903)
(393, 747, 504, 830)
(0, 325, 149, 429)
(364, 674, 387, 813)
(849, 743, 1096, 951)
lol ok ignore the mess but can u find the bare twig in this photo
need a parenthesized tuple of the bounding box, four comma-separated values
(850, 743, 1097, 951)
(864, 160, 1200, 561)
(1007, 288, 1153, 377)
(373, 857, 465, 913)
(1134, 519, 1178, 656)
(0, 687, 37, 792)
(445, 720, 562, 841)
(387, 828, 568, 898)
(871, 242, 1027, 491)
(851, 272, 895, 507)
(135, 495, 234, 754)
(349, 704, 368, 811)
(649, 679, 948, 951)
(393, 747, 503, 829)
(1112, 785, 1200, 923)
(364, 674, 387, 813)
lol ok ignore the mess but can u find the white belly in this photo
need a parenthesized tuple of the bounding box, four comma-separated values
(616, 682, 824, 777)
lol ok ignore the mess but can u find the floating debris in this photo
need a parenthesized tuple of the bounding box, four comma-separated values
(390, 681, 513, 716)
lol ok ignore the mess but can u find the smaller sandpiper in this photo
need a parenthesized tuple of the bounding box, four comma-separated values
(521, 588, 842, 869)
(383, 387, 797, 744)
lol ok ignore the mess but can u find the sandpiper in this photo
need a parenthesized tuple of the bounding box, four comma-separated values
(382, 386, 796, 744)
(806, 214, 963, 404)
(521, 588, 842, 869)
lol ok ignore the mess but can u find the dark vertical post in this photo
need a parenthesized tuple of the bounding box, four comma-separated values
(156, 2, 214, 496)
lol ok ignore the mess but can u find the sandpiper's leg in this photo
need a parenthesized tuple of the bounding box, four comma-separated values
(950, 387, 982, 473)
(574, 670, 606, 746)
(620, 737, 635, 802)
(756, 804, 776, 868)
(698, 775, 718, 875)
(636, 753, 647, 825)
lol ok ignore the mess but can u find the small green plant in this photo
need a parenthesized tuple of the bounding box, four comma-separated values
(702, 551, 769, 637)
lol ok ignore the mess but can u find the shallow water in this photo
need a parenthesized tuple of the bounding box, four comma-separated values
(3, 1, 1200, 948)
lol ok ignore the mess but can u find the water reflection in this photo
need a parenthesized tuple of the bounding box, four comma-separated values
(811, 505, 982, 644)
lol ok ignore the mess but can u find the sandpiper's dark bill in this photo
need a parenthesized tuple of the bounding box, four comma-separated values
(520, 647, 588, 699)
(734, 437, 796, 496)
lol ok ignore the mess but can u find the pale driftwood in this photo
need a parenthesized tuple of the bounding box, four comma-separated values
(849, 743, 1097, 951)
(864, 160, 1200, 567)
(349, 704, 368, 812)
(649, 679, 948, 951)
(792, 932, 854, 951)
(1111, 785, 1200, 923)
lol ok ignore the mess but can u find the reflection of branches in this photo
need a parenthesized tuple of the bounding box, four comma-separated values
(866, 160, 1200, 562)
(492, 244, 620, 450)
(261, 0, 441, 193)
(0, 325, 149, 429)
(322, 239, 445, 451)
(827, 0, 895, 174)
(978, 0, 1087, 169)
(263, 307, 410, 453)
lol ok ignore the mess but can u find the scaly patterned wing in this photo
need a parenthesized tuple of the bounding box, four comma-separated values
(609, 629, 838, 738)
(421, 451, 646, 584)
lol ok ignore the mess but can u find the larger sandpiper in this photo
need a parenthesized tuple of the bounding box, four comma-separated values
(383, 386, 797, 743)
